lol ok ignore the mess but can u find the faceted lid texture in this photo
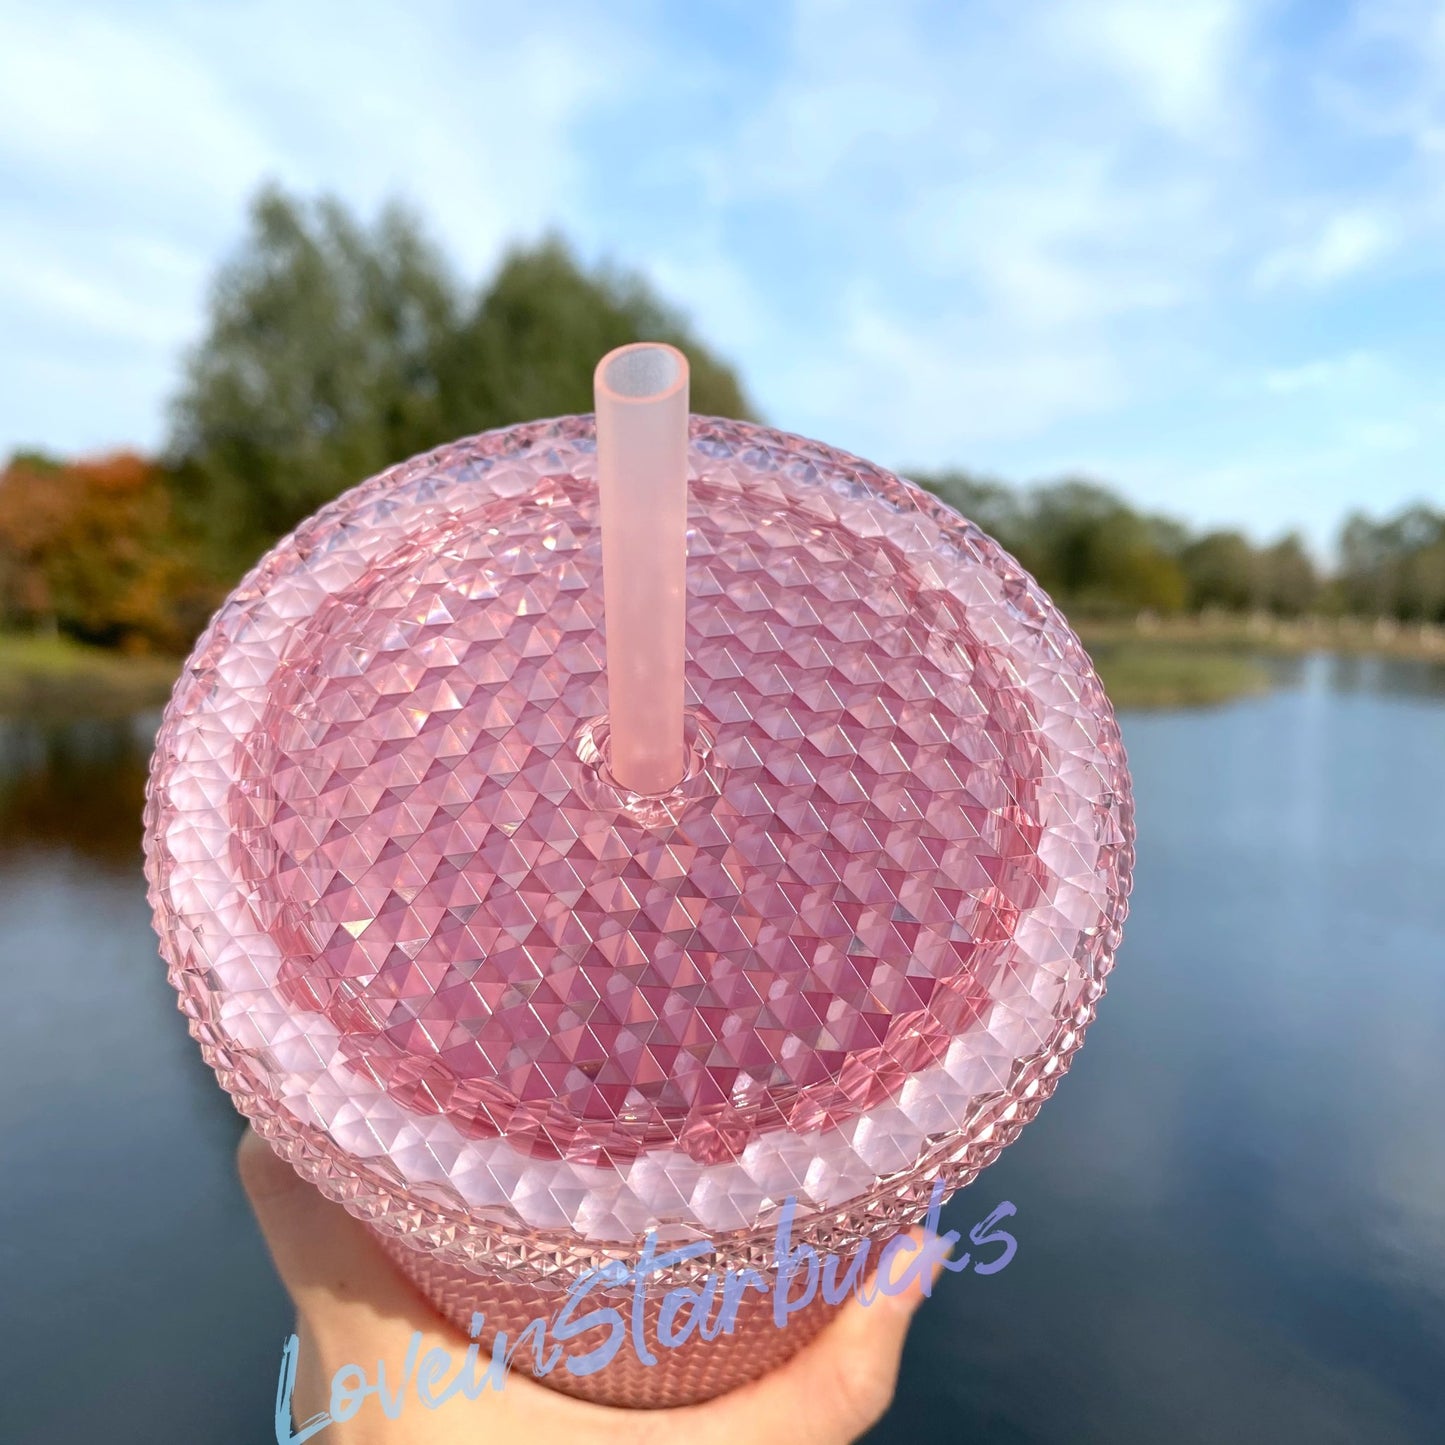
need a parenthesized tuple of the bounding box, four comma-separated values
(144, 416, 1133, 1265)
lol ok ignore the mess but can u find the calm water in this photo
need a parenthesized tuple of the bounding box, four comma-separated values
(1, 653, 1442, 1444)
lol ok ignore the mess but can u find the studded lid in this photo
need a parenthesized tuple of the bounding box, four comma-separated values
(143, 411, 1133, 1263)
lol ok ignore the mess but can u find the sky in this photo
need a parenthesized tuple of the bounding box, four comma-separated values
(2, 0, 1444, 558)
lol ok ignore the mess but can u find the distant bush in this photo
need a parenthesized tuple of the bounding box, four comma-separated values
(910, 468, 1353, 621)
(1339, 506, 1445, 623)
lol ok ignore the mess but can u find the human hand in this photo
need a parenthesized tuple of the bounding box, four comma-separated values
(239, 1126, 943, 1444)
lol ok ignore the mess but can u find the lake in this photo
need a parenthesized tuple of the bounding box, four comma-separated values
(2, 651, 1442, 1444)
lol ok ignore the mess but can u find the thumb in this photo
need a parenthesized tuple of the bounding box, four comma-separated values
(237, 1125, 450, 1346)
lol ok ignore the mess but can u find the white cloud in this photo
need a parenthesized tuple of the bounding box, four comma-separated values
(1346, 419, 1420, 452)
(703, 0, 948, 204)
(155, 1, 640, 276)
(1262, 351, 1386, 394)
(1254, 210, 1396, 288)
(0, 0, 1252, 467)
(0, 0, 641, 451)
(789, 285, 1129, 461)
(0, 6, 277, 215)
(1053, 0, 1246, 139)
(671, 0, 1255, 460)
(905, 152, 1206, 330)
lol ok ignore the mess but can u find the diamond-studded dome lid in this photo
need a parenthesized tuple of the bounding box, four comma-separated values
(144, 415, 1133, 1247)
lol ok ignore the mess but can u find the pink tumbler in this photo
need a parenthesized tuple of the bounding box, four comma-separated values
(144, 344, 1133, 1407)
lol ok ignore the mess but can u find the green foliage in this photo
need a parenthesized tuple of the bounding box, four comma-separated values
(169, 186, 462, 564)
(1258, 533, 1319, 617)
(911, 469, 1397, 622)
(914, 470, 1033, 562)
(169, 189, 755, 576)
(912, 471, 1189, 615)
(1180, 531, 1257, 612)
(1339, 506, 1445, 622)
(1029, 478, 1187, 614)
(438, 236, 754, 431)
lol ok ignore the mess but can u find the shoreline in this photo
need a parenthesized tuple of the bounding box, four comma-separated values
(2, 617, 1443, 721)
(1074, 612, 1445, 663)
(0, 634, 182, 721)
(1075, 615, 1445, 708)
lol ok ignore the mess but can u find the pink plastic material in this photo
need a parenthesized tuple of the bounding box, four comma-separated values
(143, 411, 1134, 1408)
(369, 1226, 846, 1407)
(594, 343, 689, 794)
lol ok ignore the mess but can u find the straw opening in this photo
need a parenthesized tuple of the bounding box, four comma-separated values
(602, 344, 683, 401)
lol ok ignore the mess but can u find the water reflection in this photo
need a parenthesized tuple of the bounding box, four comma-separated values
(0, 711, 160, 865)
(870, 651, 1445, 1444)
(1264, 648, 1445, 699)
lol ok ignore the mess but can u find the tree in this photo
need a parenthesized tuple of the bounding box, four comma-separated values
(1180, 530, 1258, 612)
(1258, 534, 1318, 617)
(1090, 534, 1189, 615)
(909, 472, 1188, 614)
(438, 236, 754, 432)
(908, 470, 1034, 564)
(169, 191, 756, 579)
(0, 452, 215, 651)
(1143, 513, 1192, 560)
(1338, 505, 1445, 620)
(1384, 506, 1445, 622)
(1025, 478, 1186, 615)
(169, 185, 461, 567)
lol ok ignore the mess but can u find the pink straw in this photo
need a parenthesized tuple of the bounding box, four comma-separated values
(593, 342, 690, 794)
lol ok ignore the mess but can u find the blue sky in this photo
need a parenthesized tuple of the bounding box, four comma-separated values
(2, 0, 1444, 557)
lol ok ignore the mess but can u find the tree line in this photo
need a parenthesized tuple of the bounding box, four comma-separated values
(904, 471, 1419, 622)
(1, 186, 1441, 654)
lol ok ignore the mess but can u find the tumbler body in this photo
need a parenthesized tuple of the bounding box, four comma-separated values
(144, 416, 1133, 1406)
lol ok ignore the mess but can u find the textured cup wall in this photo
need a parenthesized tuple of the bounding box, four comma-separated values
(369, 1225, 846, 1407)
(144, 415, 1134, 1406)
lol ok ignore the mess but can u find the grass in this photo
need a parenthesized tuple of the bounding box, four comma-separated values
(4, 613, 1425, 721)
(1082, 640, 1273, 710)
(0, 632, 182, 719)
(1076, 611, 1445, 661)
(1074, 610, 1445, 708)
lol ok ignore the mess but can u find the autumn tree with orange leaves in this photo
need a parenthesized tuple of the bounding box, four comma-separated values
(0, 452, 218, 653)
